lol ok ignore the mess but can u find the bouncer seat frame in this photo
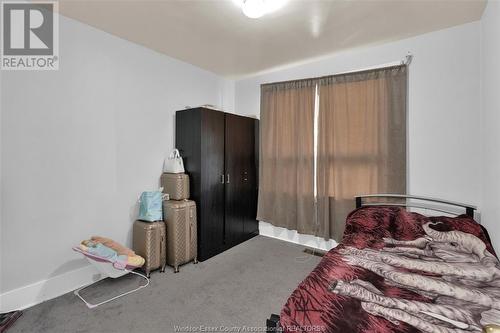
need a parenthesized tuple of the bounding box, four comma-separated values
(72, 247, 149, 309)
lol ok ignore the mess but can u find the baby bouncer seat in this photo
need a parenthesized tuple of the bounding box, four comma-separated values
(72, 247, 149, 308)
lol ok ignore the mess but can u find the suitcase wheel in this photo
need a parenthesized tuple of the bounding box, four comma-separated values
(174, 266, 180, 273)
(194, 259, 199, 264)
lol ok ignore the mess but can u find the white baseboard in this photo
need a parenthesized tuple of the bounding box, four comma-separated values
(0, 264, 101, 312)
(259, 221, 338, 251)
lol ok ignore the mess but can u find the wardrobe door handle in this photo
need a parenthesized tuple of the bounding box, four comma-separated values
(226, 174, 230, 184)
(220, 174, 225, 184)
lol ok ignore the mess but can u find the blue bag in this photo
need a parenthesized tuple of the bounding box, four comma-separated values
(138, 190, 163, 222)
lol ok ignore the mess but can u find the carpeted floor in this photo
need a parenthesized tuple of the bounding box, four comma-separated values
(10, 236, 321, 333)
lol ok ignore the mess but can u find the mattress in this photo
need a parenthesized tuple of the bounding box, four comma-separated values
(280, 206, 499, 333)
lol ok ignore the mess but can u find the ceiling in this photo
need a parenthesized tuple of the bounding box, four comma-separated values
(57, 0, 486, 78)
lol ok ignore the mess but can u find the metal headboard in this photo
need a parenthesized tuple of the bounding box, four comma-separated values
(355, 194, 477, 218)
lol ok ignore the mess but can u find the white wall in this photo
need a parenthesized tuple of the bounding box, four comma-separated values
(480, 1, 500, 252)
(235, 22, 482, 245)
(0, 15, 232, 311)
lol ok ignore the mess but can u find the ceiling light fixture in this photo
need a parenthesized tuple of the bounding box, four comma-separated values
(242, 0, 266, 18)
(233, 0, 288, 19)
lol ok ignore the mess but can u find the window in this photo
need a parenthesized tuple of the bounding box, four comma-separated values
(258, 65, 407, 241)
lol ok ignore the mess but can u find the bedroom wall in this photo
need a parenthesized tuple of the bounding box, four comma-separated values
(0, 14, 232, 311)
(480, 1, 500, 252)
(235, 21, 482, 248)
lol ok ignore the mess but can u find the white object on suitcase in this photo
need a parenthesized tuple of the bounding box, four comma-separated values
(163, 149, 185, 173)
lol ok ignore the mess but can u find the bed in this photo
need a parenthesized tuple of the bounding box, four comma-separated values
(266, 194, 500, 333)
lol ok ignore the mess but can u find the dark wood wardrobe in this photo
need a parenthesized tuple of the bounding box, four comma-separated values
(175, 107, 259, 261)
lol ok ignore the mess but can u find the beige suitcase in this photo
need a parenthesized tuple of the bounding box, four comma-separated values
(161, 173, 190, 200)
(132, 221, 166, 277)
(162, 200, 198, 272)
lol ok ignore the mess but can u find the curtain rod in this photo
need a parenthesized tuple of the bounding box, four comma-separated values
(261, 53, 413, 87)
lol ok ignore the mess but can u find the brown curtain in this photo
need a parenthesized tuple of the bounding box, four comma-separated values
(257, 80, 316, 234)
(317, 65, 407, 241)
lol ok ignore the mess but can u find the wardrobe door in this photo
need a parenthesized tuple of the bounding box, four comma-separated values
(200, 109, 225, 260)
(224, 114, 248, 246)
(244, 118, 258, 236)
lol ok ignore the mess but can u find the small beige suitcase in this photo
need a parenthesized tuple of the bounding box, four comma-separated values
(162, 200, 197, 272)
(132, 221, 166, 277)
(161, 173, 190, 200)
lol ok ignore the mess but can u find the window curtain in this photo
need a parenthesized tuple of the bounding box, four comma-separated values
(257, 80, 316, 234)
(317, 65, 407, 241)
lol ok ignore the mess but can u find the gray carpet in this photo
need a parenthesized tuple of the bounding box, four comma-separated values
(10, 236, 321, 333)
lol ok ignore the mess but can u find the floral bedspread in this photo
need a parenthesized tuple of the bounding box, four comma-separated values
(280, 207, 499, 333)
